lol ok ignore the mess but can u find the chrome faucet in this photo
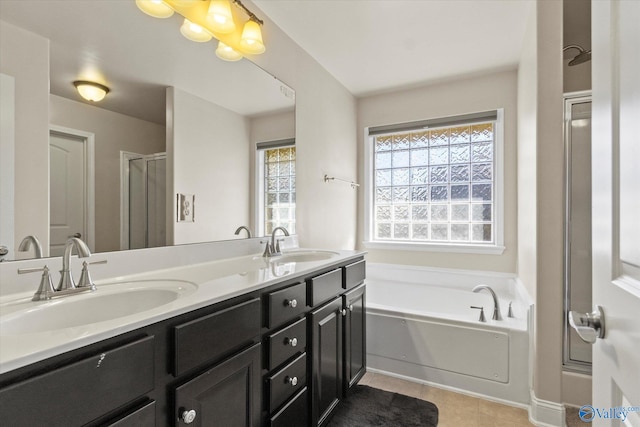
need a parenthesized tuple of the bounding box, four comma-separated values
(263, 227, 289, 257)
(57, 237, 91, 290)
(234, 226, 252, 238)
(18, 235, 43, 258)
(472, 284, 503, 321)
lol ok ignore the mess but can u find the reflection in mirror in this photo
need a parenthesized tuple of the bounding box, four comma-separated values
(0, 0, 295, 261)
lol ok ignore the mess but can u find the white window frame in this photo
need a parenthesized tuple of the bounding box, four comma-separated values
(255, 139, 296, 237)
(363, 109, 505, 255)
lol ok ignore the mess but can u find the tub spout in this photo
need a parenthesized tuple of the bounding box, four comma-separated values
(472, 285, 503, 321)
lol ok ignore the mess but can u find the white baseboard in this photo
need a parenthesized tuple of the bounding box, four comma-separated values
(529, 389, 567, 427)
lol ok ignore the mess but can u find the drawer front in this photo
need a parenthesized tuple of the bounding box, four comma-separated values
(268, 317, 307, 370)
(270, 387, 308, 427)
(174, 298, 260, 376)
(107, 400, 156, 427)
(267, 282, 307, 328)
(343, 259, 365, 290)
(0, 336, 155, 427)
(307, 268, 342, 306)
(268, 352, 307, 412)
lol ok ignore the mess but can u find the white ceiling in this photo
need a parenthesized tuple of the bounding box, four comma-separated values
(254, 0, 535, 96)
(0, 1, 294, 124)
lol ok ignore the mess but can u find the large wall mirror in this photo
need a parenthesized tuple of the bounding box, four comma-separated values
(0, 0, 295, 261)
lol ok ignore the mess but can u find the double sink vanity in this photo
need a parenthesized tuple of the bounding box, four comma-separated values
(0, 246, 366, 426)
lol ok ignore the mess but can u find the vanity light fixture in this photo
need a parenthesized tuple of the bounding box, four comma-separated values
(207, 0, 236, 34)
(216, 41, 243, 61)
(73, 81, 110, 102)
(239, 17, 265, 54)
(135, 0, 266, 61)
(180, 18, 213, 42)
(135, 0, 174, 18)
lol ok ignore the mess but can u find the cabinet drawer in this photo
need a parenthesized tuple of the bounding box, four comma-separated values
(267, 282, 307, 328)
(174, 298, 260, 376)
(343, 259, 365, 290)
(107, 400, 156, 427)
(268, 317, 307, 370)
(270, 387, 308, 427)
(267, 352, 307, 412)
(0, 336, 154, 427)
(307, 268, 342, 306)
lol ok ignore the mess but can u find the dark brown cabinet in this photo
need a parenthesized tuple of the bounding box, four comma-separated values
(343, 284, 366, 394)
(309, 297, 344, 427)
(174, 343, 262, 427)
(0, 256, 366, 427)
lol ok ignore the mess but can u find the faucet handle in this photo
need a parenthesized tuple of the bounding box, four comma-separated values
(470, 306, 486, 322)
(18, 265, 56, 301)
(77, 260, 107, 290)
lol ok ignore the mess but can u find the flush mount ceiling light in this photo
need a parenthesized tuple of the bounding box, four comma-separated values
(135, 0, 266, 61)
(73, 81, 110, 102)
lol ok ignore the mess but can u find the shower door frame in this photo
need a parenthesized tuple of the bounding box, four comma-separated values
(562, 91, 592, 373)
(120, 151, 166, 250)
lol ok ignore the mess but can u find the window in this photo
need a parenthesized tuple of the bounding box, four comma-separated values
(364, 110, 504, 253)
(257, 140, 296, 235)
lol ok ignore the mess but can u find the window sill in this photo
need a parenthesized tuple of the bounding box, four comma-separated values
(363, 240, 506, 255)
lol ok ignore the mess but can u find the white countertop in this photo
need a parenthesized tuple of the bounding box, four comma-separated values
(0, 249, 364, 375)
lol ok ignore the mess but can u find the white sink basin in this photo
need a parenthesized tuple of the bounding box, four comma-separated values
(274, 250, 339, 263)
(0, 280, 197, 335)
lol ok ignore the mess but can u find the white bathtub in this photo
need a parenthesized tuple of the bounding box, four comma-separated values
(365, 263, 531, 406)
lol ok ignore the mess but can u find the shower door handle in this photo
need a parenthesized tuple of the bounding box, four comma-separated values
(569, 305, 605, 344)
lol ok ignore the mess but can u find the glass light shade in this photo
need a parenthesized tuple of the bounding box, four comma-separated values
(206, 0, 236, 34)
(239, 19, 265, 54)
(180, 19, 212, 42)
(74, 81, 109, 102)
(135, 0, 174, 18)
(215, 41, 243, 61)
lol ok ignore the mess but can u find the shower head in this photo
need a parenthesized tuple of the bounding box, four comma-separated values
(563, 44, 592, 66)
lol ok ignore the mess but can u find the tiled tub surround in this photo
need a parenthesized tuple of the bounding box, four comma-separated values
(0, 237, 363, 374)
(366, 263, 532, 406)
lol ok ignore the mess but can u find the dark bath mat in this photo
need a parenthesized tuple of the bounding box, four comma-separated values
(327, 385, 439, 427)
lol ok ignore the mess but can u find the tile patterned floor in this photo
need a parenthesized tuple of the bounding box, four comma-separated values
(360, 372, 538, 427)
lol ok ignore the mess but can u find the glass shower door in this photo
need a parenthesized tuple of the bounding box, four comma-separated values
(127, 153, 166, 250)
(563, 94, 592, 371)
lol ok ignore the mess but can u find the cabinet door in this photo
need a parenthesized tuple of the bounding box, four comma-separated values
(174, 343, 261, 427)
(343, 284, 366, 394)
(309, 297, 343, 427)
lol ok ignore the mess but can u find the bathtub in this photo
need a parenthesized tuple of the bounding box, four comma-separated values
(365, 263, 531, 406)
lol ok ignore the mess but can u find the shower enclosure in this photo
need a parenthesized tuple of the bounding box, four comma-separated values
(563, 92, 592, 372)
(121, 152, 166, 250)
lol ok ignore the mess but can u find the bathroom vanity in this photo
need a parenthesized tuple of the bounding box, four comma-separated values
(0, 252, 366, 427)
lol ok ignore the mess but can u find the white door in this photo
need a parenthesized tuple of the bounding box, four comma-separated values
(49, 132, 86, 256)
(589, 0, 640, 425)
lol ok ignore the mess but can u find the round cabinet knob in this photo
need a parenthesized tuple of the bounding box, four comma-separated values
(349, 304, 354, 312)
(341, 309, 347, 316)
(286, 376, 298, 386)
(285, 299, 297, 308)
(180, 409, 197, 424)
(285, 337, 298, 347)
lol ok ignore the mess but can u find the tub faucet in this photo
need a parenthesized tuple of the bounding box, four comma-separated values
(472, 285, 503, 320)
(57, 237, 91, 291)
